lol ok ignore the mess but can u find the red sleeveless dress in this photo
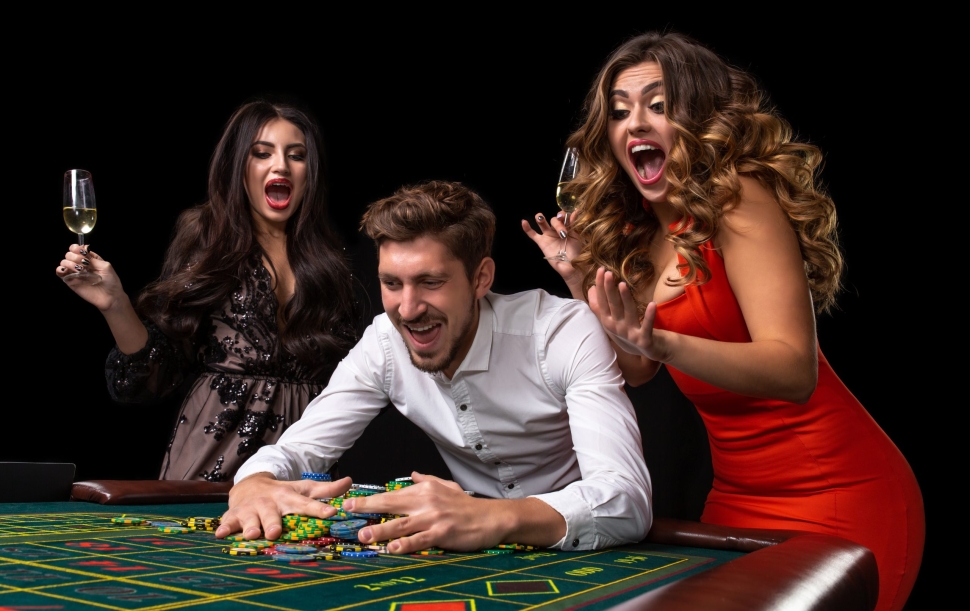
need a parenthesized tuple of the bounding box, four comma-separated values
(652, 241, 924, 611)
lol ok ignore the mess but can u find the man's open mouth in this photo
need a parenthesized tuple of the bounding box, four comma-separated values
(405, 321, 442, 348)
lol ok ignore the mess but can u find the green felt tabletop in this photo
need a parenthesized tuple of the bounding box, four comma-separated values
(0, 502, 744, 611)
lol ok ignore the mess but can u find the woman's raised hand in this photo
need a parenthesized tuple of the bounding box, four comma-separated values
(588, 267, 671, 363)
(56, 244, 127, 312)
(521, 212, 584, 289)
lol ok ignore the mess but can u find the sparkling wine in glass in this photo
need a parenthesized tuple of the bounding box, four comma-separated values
(546, 147, 579, 262)
(62, 169, 101, 285)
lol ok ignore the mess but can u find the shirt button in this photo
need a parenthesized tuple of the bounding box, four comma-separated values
(459, 404, 467, 411)
(475, 443, 482, 450)
(572, 539, 579, 547)
(507, 483, 514, 489)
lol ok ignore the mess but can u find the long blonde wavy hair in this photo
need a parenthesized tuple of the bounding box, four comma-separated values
(565, 32, 843, 313)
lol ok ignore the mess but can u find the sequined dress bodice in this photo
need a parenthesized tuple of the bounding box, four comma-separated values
(105, 256, 329, 481)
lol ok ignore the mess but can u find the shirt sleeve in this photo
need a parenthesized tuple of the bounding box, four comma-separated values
(104, 322, 194, 404)
(234, 320, 393, 483)
(530, 302, 653, 550)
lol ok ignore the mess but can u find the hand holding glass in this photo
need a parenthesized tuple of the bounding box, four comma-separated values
(62, 169, 101, 285)
(546, 148, 579, 262)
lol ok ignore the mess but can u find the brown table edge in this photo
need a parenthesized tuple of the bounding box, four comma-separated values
(623, 517, 879, 611)
(70, 480, 232, 505)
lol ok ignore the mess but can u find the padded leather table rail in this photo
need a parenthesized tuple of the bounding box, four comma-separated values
(70, 479, 232, 504)
(631, 518, 879, 610)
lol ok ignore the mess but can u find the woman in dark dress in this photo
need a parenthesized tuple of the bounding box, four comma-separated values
(56, 100, 359, 481)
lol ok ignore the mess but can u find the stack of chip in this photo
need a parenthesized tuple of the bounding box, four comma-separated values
(330, 519, 368, 540)
(234, 540, 274, 550)
(110, 516, 144, 525)
(342, 550, 379, 558)
(346, 488, 381, 498)
(145, 520, 182, 528)
(214, 475, 464, 560)
(385, 477, 414, 492)
(280, 514, 331, 540)
(183, 517, 221, 532)
(328, 497, 382, 520)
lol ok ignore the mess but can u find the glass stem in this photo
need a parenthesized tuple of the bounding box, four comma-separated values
(77, 233, 85, 247)
(561, 212, 569, 254)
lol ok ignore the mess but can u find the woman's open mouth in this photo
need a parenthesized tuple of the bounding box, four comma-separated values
(265, 179, 292, 210)
(629, 140, 666, 185)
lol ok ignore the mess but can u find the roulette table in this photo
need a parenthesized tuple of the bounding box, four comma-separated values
(0, 481, 877, 611)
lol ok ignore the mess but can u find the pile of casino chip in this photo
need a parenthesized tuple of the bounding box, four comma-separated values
(110, 474, 534, 563)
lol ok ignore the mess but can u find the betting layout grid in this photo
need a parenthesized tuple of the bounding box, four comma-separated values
(0, 504, 730, 611)
(0, 484, 731, 611)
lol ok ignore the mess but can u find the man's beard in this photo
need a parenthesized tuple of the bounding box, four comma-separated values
(400, 301, 477, 374)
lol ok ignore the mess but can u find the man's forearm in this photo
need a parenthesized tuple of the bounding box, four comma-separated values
(489, 497, 566, 547)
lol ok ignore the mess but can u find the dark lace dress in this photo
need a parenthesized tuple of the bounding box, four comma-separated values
(105, 258, 331, 481)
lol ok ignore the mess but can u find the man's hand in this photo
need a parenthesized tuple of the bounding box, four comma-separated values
(215, 473, 353, 541)
(343, 472, 566, 553)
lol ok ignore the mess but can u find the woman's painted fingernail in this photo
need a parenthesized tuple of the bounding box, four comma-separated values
(59, 267, 66, 272)
(81, 258, 90, 266)
(537, 214, 544, 221)
(559, 230, 567, 239)
(74, 265, 82, 271)
(557, 212, 564, 219)
(79, 249, 88, 255)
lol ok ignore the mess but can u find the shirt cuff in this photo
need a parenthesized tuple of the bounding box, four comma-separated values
(233, 459, 292, 484)
(530, 487, 595, 551)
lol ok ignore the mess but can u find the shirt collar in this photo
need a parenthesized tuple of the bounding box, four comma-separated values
(437, 293, 493, 380)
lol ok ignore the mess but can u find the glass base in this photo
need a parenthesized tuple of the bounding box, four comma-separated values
(62, 271, 102, 286)
(544, 253, 570, 262)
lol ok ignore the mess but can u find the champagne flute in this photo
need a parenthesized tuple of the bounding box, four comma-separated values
(62, 169, 102, 285)
(545, 147, 579, 262)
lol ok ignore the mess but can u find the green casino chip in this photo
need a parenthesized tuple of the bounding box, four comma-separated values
(224, 535, 249, 542)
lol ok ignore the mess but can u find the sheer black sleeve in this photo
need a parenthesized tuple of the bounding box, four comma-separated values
(104, 323, 196, 404)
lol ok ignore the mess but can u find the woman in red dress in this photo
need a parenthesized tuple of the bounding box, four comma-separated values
(524, 32, 924, 611)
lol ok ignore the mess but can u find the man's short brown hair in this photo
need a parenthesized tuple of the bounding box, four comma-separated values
(360, 180, 496, 279)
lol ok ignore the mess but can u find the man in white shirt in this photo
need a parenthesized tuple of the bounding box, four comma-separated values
(218, 180, 652, 553)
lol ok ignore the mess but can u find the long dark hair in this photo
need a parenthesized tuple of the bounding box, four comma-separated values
(136, 99, 358, 373)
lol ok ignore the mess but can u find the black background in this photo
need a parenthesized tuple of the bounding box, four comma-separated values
(10, 16, 939, 608)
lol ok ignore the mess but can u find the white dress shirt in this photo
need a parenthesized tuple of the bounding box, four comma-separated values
(235, 289, 652, 550)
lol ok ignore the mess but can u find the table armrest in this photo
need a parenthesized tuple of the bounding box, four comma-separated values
(623, 519, 879, 611)
(70, 480, 232, 505)
(646, 516, 806, 551)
